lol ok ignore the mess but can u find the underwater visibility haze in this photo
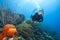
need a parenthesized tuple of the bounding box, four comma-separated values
(0, 0, 60, 40)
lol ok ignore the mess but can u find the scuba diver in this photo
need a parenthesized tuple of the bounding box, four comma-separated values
(31, 9, 44, 23)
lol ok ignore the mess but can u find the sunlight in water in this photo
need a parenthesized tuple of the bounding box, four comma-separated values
(25, 0, 43, 9)
(14, 0, 43, 10)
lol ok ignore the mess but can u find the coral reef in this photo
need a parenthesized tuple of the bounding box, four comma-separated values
(0, 8, 57, 40)
(16, 19, 57, 40)
(0, 8, 25, 28)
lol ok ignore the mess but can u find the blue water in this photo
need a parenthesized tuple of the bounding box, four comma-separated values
(0, 0, 60, 40)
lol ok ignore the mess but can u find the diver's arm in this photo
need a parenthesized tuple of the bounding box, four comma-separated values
(39, 16, 43, 22)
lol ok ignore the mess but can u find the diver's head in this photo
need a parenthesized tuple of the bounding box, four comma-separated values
(38, 10, 44, 15)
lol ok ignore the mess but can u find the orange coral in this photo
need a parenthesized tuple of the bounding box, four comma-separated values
(0, 24, 18, 40)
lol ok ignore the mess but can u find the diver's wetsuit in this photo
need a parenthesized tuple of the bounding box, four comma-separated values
(31, 13, 43, 22)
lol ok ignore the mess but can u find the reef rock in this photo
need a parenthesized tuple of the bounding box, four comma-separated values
(16, 19, 57, 40)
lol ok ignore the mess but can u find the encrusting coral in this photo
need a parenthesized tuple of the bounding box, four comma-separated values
(16, 19, 57, 40)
